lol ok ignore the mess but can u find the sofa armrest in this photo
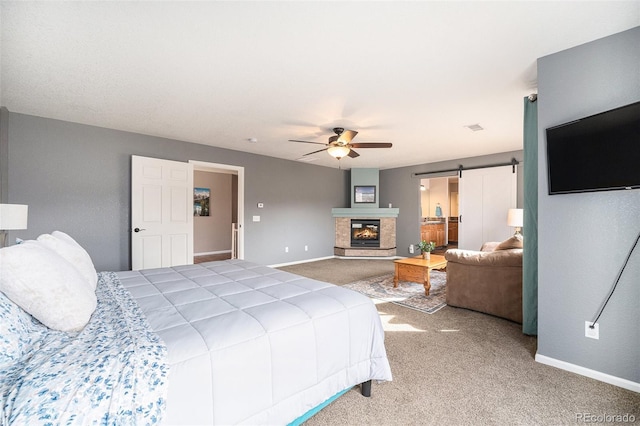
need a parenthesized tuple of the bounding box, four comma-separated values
(444, 248, 523, 267)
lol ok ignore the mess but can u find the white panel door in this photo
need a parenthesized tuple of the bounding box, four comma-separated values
(132, 155, 194, 270)
(458, 165, 517, 250)
(458, 172, 484, 250)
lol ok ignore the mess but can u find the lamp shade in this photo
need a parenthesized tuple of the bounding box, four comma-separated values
(507, 208, 523, 228)
(327, 145, 350, 159)
(0, 204, 28, 230)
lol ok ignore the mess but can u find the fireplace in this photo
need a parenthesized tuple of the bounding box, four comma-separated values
(351, 219, 381, 247)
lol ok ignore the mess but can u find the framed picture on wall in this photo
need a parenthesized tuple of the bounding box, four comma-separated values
(194, 187, 211, 216)
(354, 185, 376, 204)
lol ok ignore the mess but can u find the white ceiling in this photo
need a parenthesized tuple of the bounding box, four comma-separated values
(1, 1, 639, 169)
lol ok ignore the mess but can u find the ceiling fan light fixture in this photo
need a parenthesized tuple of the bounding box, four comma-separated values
(289, 127, 391, 160)
(327, 145, 350, 159)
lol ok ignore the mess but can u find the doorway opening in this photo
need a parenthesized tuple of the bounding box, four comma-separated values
(190, 160, 245, 262)
(419, 165, 518, 252)
(420, 175, 458, 253)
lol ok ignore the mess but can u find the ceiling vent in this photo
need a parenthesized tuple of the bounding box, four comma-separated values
(464, 124, 484, 132)
(296, 156, 318, 162)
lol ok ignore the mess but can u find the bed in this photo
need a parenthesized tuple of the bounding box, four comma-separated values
(0, 232, 392, 425)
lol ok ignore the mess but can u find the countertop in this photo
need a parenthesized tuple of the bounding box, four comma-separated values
(421, 217, 446, 225)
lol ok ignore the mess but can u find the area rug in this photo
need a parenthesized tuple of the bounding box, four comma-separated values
(343, 271, 447, 314)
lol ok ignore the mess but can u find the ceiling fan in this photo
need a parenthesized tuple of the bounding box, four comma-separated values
(289, 127, 392, 160)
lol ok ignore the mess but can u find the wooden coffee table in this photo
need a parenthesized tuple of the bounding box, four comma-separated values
(393, 254, 447, 295)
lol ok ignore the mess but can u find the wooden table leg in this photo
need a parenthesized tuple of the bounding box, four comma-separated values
(393, 263, 399, 288)
(423, 267, 431, 295)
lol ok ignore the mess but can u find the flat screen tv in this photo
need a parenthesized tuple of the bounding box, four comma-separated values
(546, 100, 640, 195)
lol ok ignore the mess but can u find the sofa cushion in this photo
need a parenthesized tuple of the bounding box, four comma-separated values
(495, 234, 523, 250)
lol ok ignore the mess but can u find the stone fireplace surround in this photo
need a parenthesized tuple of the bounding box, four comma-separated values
(332, 207, 398, 257)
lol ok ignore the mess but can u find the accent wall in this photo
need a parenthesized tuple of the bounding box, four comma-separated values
(536, 26, 640, 389)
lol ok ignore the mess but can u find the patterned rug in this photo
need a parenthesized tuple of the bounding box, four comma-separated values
(343, 271, 447, 314)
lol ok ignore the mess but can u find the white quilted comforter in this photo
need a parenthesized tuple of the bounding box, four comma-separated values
(117, 259, 392, 425)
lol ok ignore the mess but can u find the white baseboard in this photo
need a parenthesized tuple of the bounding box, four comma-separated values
(269, 255, 404, 268)
(334, 255, 402, 260)
(194, 250, 232, 256)
(535, 353, 640, 393)
(268, 256, 336, 268)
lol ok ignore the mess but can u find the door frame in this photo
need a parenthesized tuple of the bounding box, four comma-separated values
(190, 160, 245, 260)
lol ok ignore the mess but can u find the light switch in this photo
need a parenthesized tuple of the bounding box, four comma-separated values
(253, 215, 260, 222)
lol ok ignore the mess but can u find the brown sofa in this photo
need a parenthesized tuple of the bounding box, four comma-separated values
(444, 236, 523, 323)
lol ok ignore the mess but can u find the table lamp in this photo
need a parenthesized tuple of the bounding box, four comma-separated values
(0, 204, 28, 247)
(507, 208, 523, 236)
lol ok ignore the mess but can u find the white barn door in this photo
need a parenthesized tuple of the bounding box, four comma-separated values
(458, 165, 517, 250)
(131, 155, 194, 270)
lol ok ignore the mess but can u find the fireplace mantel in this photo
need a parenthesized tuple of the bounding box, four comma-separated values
(331, 207, 399, 218)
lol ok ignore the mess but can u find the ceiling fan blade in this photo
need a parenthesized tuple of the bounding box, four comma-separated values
(288, 139, 328, 146)
(338, 129, 358, 143)
(303, 147, 330, 156)
(349, 142, 393, 149)
(347, 149, 360, 158)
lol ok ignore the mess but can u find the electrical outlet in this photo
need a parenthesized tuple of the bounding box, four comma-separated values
(409, 244, 415, 254)
(304, 245, 308, 251)
(285, 246, 289, 253)
(585, 321, 599, 339)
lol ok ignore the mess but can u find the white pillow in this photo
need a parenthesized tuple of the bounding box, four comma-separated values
(37, 231, 98, 291)
(0, 241, 97, 332)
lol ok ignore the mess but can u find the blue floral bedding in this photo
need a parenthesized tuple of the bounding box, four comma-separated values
(0, 272, 168, 425)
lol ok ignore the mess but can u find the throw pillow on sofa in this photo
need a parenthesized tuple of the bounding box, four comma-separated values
(495, 234, 523, 251)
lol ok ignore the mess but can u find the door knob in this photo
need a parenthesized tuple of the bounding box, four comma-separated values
(134, 227, 146, 233)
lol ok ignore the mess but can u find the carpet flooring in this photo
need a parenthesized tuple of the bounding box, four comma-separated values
(278, 258, 640, 426)
(343, 271, 447, 314)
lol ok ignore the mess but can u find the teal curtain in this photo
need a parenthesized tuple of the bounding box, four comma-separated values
(522, 96, 538, 335)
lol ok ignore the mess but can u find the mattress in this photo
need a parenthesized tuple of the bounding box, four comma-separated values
(117, 259, 392, 425)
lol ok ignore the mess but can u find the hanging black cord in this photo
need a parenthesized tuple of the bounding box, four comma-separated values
(589, 229, 640, 328)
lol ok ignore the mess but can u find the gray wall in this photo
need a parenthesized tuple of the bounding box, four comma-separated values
(379, 151, 523, 257)
(7, 112, 349, 270)
(0, 107, 8, 204)
(537, 27, 640, 383)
